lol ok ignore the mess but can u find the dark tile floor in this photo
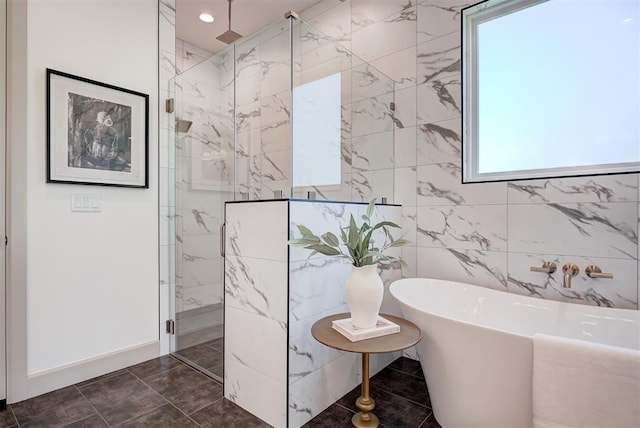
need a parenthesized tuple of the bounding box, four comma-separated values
(174, 338, 224, 380)
(0, 356, 440, 428)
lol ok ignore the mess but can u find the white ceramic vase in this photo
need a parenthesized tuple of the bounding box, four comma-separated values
(345, 264, 384, 329)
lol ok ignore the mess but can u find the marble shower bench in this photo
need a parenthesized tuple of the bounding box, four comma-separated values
(223, 199, 403, 427)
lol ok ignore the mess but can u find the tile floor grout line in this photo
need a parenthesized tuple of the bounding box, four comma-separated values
(109, 400, 170, 427)
(417, 411, 435, 428)
(134, 362, 218, 426)
(374, 387, 432, 410)
(74, 384, 114, 427)
(185, 393, 225, 417)
(8, 405, 21, 428)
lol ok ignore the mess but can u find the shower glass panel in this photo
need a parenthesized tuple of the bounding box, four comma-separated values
(233, 18, 293, 200)
(170, 45, 235, 381)
(166, 13, 396, 383)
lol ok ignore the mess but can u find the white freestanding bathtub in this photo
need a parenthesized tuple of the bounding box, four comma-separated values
(390, 278, 640, 428)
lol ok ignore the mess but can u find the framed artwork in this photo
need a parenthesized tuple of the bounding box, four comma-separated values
(46, 68, 149, 188)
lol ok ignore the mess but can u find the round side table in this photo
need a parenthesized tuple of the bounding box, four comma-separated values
(311, 313, 421, 428)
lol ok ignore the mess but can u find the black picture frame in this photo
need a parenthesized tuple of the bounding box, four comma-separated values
(46, 68, 149, 188)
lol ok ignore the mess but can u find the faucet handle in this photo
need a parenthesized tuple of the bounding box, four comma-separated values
(530, 261, 557, 274)
(562, 263, 579, 276)
(585, 265, 613, 279)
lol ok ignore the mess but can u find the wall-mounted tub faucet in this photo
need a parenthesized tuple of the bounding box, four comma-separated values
(585, 265, 614, 279)
(530, 261, 557, 274)
(562, 263, 579, 288)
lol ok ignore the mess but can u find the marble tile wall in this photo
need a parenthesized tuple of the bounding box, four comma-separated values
(224, 201, 289, 428)
(301, 0, 639, 310)
(223, 200, 402, 427)
(288, 200, 402, 427)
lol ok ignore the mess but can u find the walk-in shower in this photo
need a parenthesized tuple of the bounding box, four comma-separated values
(167, 13, 395, 382)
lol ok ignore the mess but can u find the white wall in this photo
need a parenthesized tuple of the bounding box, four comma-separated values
(7, 0, 160, 401)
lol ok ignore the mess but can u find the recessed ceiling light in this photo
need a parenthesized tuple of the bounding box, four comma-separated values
(199, 13, 214, 23)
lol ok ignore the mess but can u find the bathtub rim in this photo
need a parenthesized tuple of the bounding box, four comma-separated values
(389, 277, 640, 346)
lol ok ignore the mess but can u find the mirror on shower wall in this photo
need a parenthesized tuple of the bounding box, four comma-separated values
(462, 0, 640, 183)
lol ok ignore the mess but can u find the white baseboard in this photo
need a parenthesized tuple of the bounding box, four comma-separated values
(13, 340, 160, 403)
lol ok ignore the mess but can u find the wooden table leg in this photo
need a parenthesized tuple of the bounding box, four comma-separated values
(352, 352, 379, 428)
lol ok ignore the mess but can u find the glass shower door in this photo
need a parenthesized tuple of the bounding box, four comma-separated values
(170, 46, 235, 381)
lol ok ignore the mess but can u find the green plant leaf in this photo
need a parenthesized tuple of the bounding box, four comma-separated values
(389, 238, 410, 247)
(287, 236, 320, 247)
(305, 244, 341, 256)
(297, 224, 316, 237)
(366, 199, 376, 221)
(339, 226, 348, 245)
(347, 214, 358, 249)
(372, 221, 400, 230)
(321, 232, 340, 247)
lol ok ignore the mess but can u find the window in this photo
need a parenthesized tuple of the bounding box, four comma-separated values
(462, 0, 640, 182)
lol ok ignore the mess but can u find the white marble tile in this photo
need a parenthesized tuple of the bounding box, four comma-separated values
(351, 63, 394, 103)
(260, 91, 291, 128)
(351, 6, 417, 62)
(395, 126, 418, 169)
(224, 353, 286, 428)
(417, 118, 461, 165)
(351, 131, 394, 171)
(225, 201, 289, 261)
(508, 202, 638, 259)
(394, 167, 417, 207)
(508, 253, 638, 309)
(182, 283, 221, 310)
(289, 311, 347, 381)
(416, 247, 508, 290)
(288, 353, 359, 428)
(225, 255, 288, 323)
(401, 245, 418, 278)
(181, 233, 218, 261)
(350, 94, 394, 138)
(160, 50, 176, 85)
(418, 0, 472, 44)
(394, 85, 417, 130)
(235, 100, 261, 132)
(180, 207, 222, 236)
(225, 306, 287, 383)
(262, 149, 290, 182)
(261, 120, 290, 154)
(160, 244, 171, 286)
(351, 0, 417, 32)
(417, 163, 507, 205)
(299, 0, 346, 21)
(507, 175, 638, 204)
(369, 45, 417, 90)
(352, 169, 394, 203)
(181, 257, 222, 289)
(290, 255, 351, 312)
(417, 205, 508, 251)
(416, 74, 460, 125)
(417, 31, 460, 86)
(306, 0, 352, 44)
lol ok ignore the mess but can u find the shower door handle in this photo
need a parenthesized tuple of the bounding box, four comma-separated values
(220, 223, 226, 258)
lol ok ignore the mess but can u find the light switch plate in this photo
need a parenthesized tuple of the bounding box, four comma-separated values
(71, 193, 102, 212)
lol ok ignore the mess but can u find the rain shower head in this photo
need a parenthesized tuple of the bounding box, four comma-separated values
(176, 119, 193, 133)
(217, 0, 243, 44)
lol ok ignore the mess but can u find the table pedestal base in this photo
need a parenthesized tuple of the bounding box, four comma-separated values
(352, 353, 379, 428)
(352, 411, 379, 427)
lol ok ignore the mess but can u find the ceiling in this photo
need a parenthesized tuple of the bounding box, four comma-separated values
(176, 0, 321, 54)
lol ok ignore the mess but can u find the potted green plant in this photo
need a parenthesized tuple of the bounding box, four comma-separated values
(288, 200, 408, 328)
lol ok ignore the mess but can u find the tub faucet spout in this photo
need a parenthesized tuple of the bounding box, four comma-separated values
(562, 263, 579, 288)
